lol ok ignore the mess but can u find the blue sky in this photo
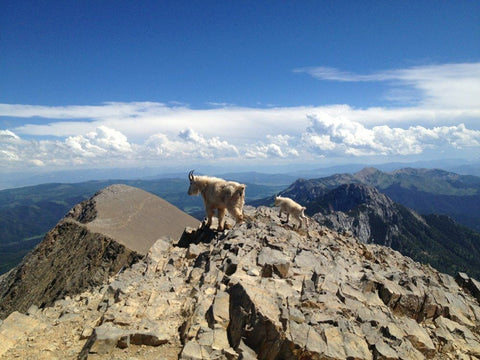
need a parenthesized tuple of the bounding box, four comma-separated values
(1, 1, 480, 177)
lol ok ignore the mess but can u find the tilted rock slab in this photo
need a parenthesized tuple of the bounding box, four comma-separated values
(1, 205, 480, 359)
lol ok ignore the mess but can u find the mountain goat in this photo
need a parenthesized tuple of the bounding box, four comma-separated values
(188, 170, 246, 231)
(274, 195, 309, 228)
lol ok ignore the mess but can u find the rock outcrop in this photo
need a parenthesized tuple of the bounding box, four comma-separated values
(1, 204, 479, 359)
(311, 183, 406, 246)
(0, 184, 199, 319)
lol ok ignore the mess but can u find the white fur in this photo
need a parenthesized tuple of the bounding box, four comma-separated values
(274, 195, 309, 228)
(188, 170, 246, 231)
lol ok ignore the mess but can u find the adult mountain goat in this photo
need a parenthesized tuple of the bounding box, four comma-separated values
(274, 195, 309, 228)
(188, 170, 246, 231)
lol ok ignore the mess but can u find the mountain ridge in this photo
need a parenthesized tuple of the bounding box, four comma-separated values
(0, 184, 199, 319)
(276, 167, 480, 233)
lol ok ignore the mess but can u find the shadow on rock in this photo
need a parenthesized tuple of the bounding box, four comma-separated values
(176, 221, 218, 248)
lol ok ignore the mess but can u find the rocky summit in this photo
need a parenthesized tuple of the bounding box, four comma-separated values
(1, 200, 480, 359)
(0, 184, 199, 320)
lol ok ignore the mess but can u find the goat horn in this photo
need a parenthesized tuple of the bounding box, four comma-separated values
(188, 170, 195, 180)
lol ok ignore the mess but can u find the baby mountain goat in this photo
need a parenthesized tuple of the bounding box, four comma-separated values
(188, 170, 246, 231)
(274, 195, 309, 228)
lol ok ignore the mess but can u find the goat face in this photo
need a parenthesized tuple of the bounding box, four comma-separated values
(187, 170, 200, 195)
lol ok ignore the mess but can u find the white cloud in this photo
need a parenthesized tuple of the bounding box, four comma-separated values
(4, 101, 480, 142)
(1, 115, 480, 170)
(1, 62, 480, 170)
(302, 115, 480, 158)
(294, 66, 390, 82)
(245, 134, 300, 159)
(177, 128, 239, 158)
(246, 144, 286, 159)
(0, 130, 24, 163)
(65, 126, 132, 158)
(144, 133, 184, 159)
(266, 134, 293, 146)
(0, 129, 20, 141)
(141, 128, 240, 162)
(295, 62, 480, 109)
(0, 127, 135, 168)
(29, 159, 45, 167)
(0, 101, 172, 119)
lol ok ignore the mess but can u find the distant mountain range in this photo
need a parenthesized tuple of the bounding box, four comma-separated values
(3, 158, 480, 190)
(278, 167, 480, 232)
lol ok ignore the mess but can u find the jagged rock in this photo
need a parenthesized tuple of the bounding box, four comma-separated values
(85, 322, 128, 355)
(257, 247, 290, 278)
(456, 272, 480, 303)
(401, 317, 436, 357)
(0, 311, 46, 357)
(206, 290, 230, 329)
(1, 195, 480, 359)
(373, 340, 400, 359)
(180, 340, 203, 359)
(130, 328, 169, 347)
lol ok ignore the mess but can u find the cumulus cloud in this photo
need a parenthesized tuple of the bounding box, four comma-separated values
(65, 126, 132, 159)
(245, 134, 300, 159)
(0, 130, 24, 163)
(1, 116, 480, 170)
(302, 115, 480, 157)
(1, 62, 480, 170)
(245, 144, 286, 159)
(266, 134, 294, 146)
(177, 128, 239, 158)
(3, 100, 480, 142)
(144, 133, 180, 158)
(143, 128, 239, 161)
(0, 127, 135, 168)
(0, 129, 20, 141)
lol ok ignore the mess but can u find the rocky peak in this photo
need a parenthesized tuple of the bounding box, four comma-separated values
(1, 205, 480, 359)
(0, 184, 199, 319)
(308, 183, 403, 247)
(280, 178, 328, 204)
(315, 183, 395, 213)
(354, 166, 382, 182)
